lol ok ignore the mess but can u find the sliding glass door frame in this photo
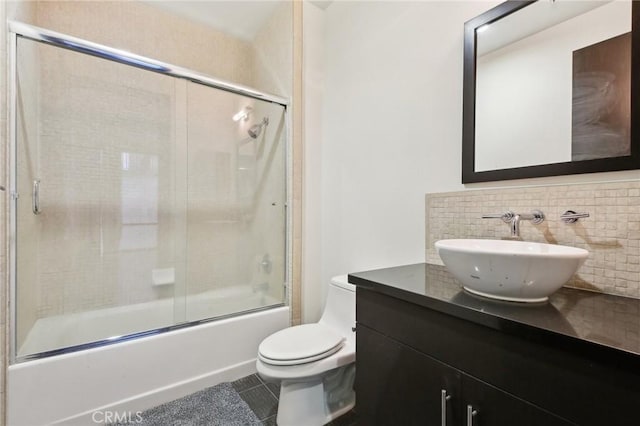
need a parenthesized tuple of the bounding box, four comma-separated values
(7, 21, 291, 363)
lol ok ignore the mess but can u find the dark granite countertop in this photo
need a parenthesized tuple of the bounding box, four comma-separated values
(349, 263, 640, 365)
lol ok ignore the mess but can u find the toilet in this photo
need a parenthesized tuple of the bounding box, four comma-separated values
(256, 275, 356, 426)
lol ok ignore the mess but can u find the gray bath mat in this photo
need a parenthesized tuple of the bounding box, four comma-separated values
(116, 382, 262, 426)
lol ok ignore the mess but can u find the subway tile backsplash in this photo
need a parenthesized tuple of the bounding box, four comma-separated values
(426, 181, 640, 299)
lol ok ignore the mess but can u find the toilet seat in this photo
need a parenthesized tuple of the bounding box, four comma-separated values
(258, 323, 345, 366)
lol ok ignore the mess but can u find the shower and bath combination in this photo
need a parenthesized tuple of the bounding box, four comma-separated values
(9, 21, 288, 362)
(8, 19, 290, 426)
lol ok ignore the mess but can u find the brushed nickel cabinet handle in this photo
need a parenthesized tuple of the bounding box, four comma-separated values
(467, 404, 478, 426)
(441, 389, 452, 426)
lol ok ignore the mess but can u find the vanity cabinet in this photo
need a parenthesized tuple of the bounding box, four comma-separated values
(357, 325, 571, 426)
(354, 280, 640, 426)
(357, 324, 461, 425)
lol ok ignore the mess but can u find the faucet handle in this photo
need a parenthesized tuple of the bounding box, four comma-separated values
(481, 211, 514, 223)
(561, 210, 589, 224)
(529, 209, 545, 225)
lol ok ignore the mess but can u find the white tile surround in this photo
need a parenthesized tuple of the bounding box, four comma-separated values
(427, 181, 640, 299)
(12, 0, 290, 326)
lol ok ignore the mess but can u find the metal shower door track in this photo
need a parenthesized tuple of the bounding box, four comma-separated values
(8, 21, 290, 107)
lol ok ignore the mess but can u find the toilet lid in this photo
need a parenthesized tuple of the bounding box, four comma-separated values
(259, 323, 345, 365)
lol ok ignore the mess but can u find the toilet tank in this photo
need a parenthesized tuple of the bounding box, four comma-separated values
(319, 275, 356, 344)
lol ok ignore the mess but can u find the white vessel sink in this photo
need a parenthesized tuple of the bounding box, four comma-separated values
(435, 239, 588, 303)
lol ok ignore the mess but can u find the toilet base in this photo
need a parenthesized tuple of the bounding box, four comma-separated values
(275, 364, 356, 426)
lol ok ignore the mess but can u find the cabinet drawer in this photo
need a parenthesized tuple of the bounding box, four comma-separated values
(357, 324, 461, 426)
(357, 288, 640, 426)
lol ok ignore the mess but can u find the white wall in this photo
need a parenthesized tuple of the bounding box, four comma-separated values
(302, 1, 497, 321)
(302, 0, 640, 322)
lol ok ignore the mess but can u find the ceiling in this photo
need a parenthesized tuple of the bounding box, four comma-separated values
(144, 1, 285, 42)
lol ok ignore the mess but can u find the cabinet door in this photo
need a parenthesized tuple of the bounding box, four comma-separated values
(462, 374, 575, 426)
(356, 324, 461, 426)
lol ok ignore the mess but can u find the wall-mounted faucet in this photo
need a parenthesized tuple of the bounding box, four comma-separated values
(482, 210, 545, 239)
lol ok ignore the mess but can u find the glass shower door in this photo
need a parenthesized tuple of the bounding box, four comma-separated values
(184, 82, 287, 322)
(12, 31, 288, 361)
(14, 37, 183, 357)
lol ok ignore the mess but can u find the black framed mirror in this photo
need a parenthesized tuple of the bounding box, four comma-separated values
(463, 0, 640, 183)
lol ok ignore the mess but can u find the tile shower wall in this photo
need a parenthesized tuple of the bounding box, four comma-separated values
(251, 3, 292, 312)
(32, 1, 255, 88)
(18, 42, 180, 323)
(426, 181, 640, 299)
(12, 1, 252, 335)
(9, 1, 293, 342)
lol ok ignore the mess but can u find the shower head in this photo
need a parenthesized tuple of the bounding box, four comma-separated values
(248, 117, 269, 139)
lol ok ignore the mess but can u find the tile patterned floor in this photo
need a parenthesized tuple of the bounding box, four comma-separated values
(232, 374, 279, 424)
(232, 373, 357, 426)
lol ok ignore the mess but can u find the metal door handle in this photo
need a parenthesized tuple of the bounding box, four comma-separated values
(467, 404, 478, 426)
(441, 389, 452, 426)
(32, 179, 41, 215)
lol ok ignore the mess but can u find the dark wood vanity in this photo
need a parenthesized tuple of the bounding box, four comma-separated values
(349, 264, 640, 426)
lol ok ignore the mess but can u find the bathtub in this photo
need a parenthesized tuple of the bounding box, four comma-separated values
(8, 289, 289, 425)
(18, 285, 281, 357)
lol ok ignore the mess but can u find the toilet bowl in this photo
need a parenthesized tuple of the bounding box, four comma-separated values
(256, 275, 356, 426)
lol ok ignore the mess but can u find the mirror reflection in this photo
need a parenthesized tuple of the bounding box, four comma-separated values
(474, 1, 631, 173)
